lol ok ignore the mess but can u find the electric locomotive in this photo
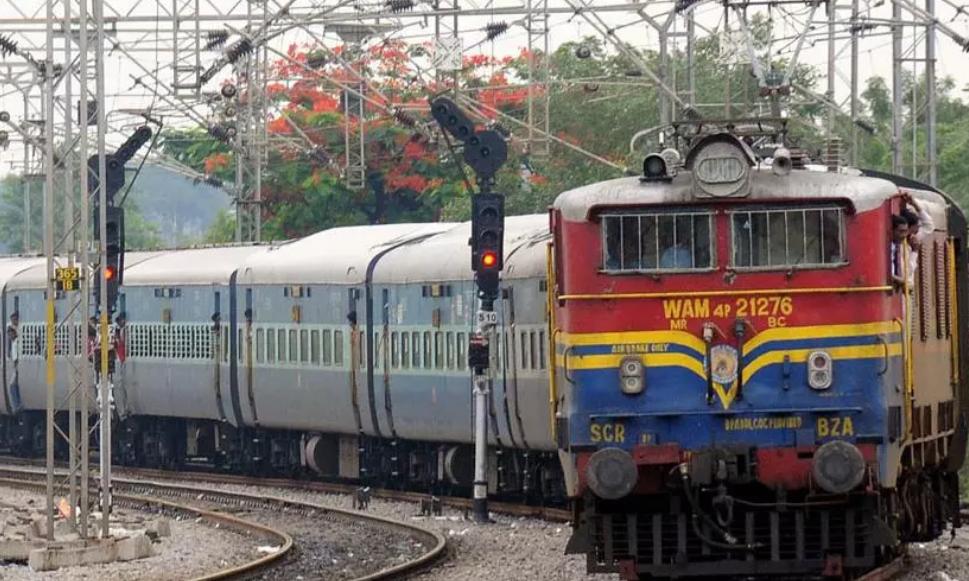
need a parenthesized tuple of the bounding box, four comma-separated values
(552, 127, 969, 579)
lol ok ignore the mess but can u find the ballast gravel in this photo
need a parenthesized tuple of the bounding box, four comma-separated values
(0, 486, 258, 581)
(899, 524, 969, 581)
(129, 476, 611, 581)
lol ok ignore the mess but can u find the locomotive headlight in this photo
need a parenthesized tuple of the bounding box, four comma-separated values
(619, 356, 645, 395)
(587, 447, 638, 500)
(806, 351, 833, 390)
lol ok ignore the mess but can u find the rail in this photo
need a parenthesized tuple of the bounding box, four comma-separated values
(0, 464, 447, 581)
(0, 471, 292, 581)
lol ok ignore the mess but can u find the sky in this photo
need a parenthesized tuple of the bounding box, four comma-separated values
(0, 0, 967, 177)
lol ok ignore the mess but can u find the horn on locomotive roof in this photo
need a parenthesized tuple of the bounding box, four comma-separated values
(641, 148, 681, 183)
(772, 147, 793, 177)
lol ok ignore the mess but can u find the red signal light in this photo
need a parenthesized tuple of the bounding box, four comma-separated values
(481, 251, 498, 269)
(104, 266, 116, 281)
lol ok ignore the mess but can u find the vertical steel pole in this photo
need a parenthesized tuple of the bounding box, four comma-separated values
(43, 0, 57, 544)
(850, 0, 860, 166)
(687, 11, 696, 108)
(94, 0, 111, 539)
(892, 0, 904, 175)
(78, 0, 91, 538)
(925, 0, 938, 186)
(22, 94, 31, 253)
(826, 0, 837, 143)
(63, 0, 78, 532)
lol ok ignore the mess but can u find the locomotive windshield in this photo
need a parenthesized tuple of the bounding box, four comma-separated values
(601, 211, 714, 272)
(731, 206, 845, 268)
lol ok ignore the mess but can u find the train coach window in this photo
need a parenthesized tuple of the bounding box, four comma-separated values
(434, 332, 444, 369)
(601, 212, 713, 272)
(300, 330, 309, 363)
(278, 329, 287, 362)
(334, 331, 344, 365)
(311, 330, 320, 365)
(446, 332, 455, 369)
(391, 332, 399, 368)
(411, 332, 420, 368)
(456, 332, 466, 370)
(256, 329, 265, 363)
(322, 330, 332, 365)
(731, 207, 845, 268)
(400, 332, 409, 369)
(267, 329, 276, 363)
(423, 332, 432, 368)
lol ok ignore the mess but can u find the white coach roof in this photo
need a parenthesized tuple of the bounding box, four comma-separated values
(124, 246, 267, 286)
(238, 223, 455, 285)
(372, 214, 549, 284)
(0, 257, 46, 290)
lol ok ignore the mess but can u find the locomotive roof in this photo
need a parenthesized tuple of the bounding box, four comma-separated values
(371, 214, 549, 284)
(553, 167, 932, 221)
(237, 222, 455, 285)
(124, 245, 267, 286)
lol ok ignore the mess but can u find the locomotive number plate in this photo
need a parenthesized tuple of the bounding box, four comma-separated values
(663, 296, 794, 329)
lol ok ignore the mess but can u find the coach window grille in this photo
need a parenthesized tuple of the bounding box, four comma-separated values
(400, 331, 410, 369)
(423, 332, 432, 368)
(334, 331, 344, 365)
(321, 330, 331, 365)
(434, 331, 444, 369)
(392, 332, 399, 368)
(445, 332, 454, 369)
(300, 330, 309, 364)
(411, 331, 420, 368)
(255, 328, 265, 363)
(290, 329, 299, 363)
(521, 331, 529, 369)
(277, 329, 286, 363)
(310, 330, 320, 365)
(202, 325, 211, 359)
(530, 331, 538, 370)
(266, 328, 276, 364)
(374, 332, 381, 369)
(457, 332, 466, 370)
(539, 330, 546, 370)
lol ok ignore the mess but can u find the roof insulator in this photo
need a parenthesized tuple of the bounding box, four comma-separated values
(225, 38, 254, 65)
(485, 22, 510, 41)
(205, 30, 230, 51)
(392, 108, 418, 128)
(386, 0, 416, 12)
(0, 35, 19, 59)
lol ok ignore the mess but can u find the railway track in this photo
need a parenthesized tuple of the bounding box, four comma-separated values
(0, 464, 446, 581)
(0, 454, 570, 522)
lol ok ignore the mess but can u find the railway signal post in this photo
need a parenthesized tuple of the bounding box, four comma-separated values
(430, 96, 508, 523)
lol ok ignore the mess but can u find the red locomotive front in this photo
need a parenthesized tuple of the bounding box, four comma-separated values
(549, 132, 966, 579)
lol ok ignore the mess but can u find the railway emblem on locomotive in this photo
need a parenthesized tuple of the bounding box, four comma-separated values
(707, 344, 741, 409)
(708, 344, 739, 384)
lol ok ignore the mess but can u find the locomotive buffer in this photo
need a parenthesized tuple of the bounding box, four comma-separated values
(430, 97, 507, 523)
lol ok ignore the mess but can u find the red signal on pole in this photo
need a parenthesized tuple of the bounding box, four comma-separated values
(481, 251, 498, 269)
(104, 265, 116, 281)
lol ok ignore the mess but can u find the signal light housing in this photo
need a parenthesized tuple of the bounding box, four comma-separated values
(471, 193, 504, 273)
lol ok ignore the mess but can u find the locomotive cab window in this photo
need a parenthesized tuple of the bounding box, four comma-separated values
(731, 207, 845, 269)
(601, 211, 713, 272)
